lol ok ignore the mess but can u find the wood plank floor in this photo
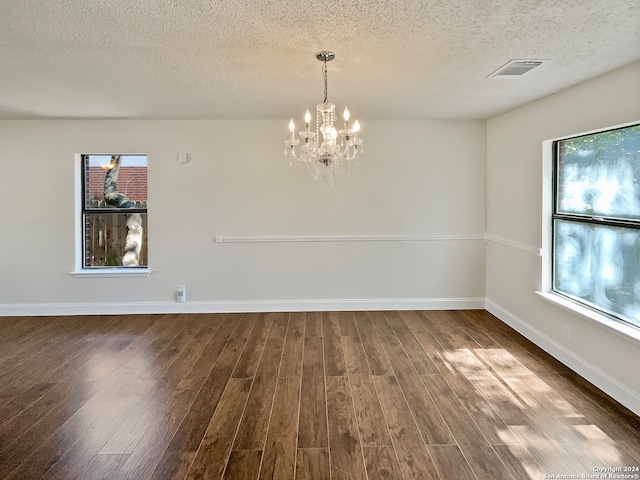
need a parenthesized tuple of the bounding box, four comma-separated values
(0, 310, 638, 479)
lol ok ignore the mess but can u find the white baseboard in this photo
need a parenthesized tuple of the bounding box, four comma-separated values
(486, 299, 640, 417)
(0, 297, 485, 317)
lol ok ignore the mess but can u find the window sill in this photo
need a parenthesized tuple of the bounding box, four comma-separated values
(70, 268, 152, 278)
(536, 291, 640, 346)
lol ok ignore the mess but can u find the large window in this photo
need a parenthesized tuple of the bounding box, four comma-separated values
(552, 123, 640, 328)
(81, 154, 148, 269)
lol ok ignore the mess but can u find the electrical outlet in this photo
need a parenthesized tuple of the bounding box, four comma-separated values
(562, 325, 572, 341)
(177, 285, 186, 303)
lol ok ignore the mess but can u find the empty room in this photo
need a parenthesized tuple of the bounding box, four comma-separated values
(0, 1, 639, 479)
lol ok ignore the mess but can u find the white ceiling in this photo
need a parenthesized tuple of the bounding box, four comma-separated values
(1, 0, 639, 120)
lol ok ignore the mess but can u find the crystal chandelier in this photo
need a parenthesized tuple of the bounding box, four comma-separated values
(284, 51, 363, 184)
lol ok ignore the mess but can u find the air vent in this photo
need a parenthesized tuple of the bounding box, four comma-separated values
(488, 59, 545, 78)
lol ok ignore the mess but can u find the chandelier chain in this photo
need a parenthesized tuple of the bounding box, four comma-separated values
(323, 61, 328, 104)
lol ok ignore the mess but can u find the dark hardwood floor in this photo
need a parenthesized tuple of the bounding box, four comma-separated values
(0, 310, 638, 479)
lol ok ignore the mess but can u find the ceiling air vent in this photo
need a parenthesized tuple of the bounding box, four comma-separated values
(488, 59, 545, 78)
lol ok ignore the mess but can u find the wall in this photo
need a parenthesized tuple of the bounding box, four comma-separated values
(0, 119, 486, 314)
(486, 61, 640, 414)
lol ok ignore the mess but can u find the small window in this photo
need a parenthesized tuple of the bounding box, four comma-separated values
(552, 124, 640, 327)
(81, 154, 148, 268)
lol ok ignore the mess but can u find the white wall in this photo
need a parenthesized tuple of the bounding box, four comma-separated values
(0, 119, 486, 314)
(486, 61, 640, 414)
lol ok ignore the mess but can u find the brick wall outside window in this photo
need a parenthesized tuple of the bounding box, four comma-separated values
(85, 166, 148, 203)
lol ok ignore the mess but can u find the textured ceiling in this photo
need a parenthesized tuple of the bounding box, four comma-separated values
(1, 0, 639, 120)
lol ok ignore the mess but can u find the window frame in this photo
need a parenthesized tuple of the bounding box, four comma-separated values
(71, 153, 151, 277)
(545, 122, 640, 332)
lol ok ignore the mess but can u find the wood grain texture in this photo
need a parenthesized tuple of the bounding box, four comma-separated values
(115, 378, 202, 480)
(373, 375, 439, 480)
(493, 443, 546, 480)
(232, 313, 273, 378)
(267, 312, 289, 339)
(430, 348, 520, 445)
(233, 338, 285, 450)
(348, 374, 392, 447)
(509, 424, 587, 475)
(421, 374, 514, 480)
(0, 381, 107, 479)
(418, 310, 482, 350)
(321, 312, 346, 376)
(75, 454, 131, 480)
(151, 318, 252, 480)
(278, 312, 304, 379)
(337, 311, 358, 337)
(353, 311, 393, 375)
(428, 445, 475, 479)
(14, 379, 153, 480)
(342, 334, 371, 376)
(367, 311, 396, 337)
(222, 450, 262, 480)
(384, 311, 438, 374)
(395, 372, 454, 445)
(297, 337, 328, 449)
(295, 449, 330, 480)
(0, 311, 637, 480)
(303, 312, 322, 338)
(259, 377, 300, 480)
(362, 446, 404, 480)
(325, 376, 368, 479)
(185, 378, 253, 480)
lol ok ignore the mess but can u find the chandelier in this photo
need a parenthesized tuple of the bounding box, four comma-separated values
(284, 51, 363, 184)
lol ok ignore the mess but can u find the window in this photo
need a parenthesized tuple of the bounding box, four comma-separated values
(81, 154, 148, 269)
(552, 123, 640, 328)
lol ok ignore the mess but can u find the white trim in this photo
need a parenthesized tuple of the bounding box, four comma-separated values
(74, 154, 83, 272)
(70, 268, 152, 278)
(541, 138, 554, 292)
(484, 234, 541, 256)
(536, 291, 640, 346)
(0, 297, 485, 317)
(550, 119, 640, 141)
(213, 234, 484, 244)
(486, 298, 640, 417)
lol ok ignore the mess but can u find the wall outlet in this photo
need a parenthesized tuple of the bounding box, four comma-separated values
(177, 285, 186, 303)
(562, 324, 572, 341)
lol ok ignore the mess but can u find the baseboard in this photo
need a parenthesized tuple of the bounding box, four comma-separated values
(486, 299, 640, 417)
(0, 297, 485, 317)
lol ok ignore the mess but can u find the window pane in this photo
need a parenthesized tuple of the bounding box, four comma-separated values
(84, 155, 148, 209)
(554, 219, 640, 326)
(84, 213, 148, 267)
(556, 124, 640, 219)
